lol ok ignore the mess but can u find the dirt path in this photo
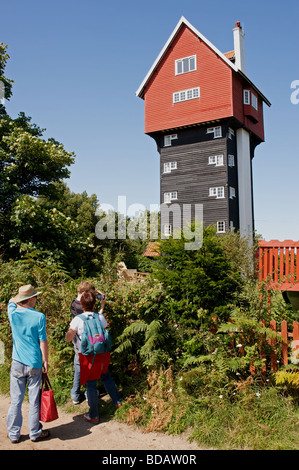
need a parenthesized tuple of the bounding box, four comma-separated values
(0, 394, 204, 451)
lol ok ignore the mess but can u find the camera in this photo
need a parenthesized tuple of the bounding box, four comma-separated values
(96, 293, 105, 301)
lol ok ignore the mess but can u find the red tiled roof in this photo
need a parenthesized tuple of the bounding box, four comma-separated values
(143, 242, 161, 257)
(224, 50, 235, 60)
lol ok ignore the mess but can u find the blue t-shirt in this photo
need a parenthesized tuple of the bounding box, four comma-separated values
(7, 301, 47, 368)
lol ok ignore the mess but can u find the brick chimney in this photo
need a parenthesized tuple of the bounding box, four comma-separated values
(233, 21, 246, 73)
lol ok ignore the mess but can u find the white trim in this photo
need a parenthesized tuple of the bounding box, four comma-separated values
(164, 134, 178, 146)
(228, 154, 235, 167)
(209, 187, 225, 199)
(229, 187, 236, 199)
(228, 128, 235, 139)
(163, 224, 172, 236)
(217, 221, 226, 233)
(173, 87, 200, 103)
(243, 89, 250, 105)
(163, 161, 177, 173)
(208, 155, 224, 166)
(251, 92, 258, 110)
(207, 126, 222, 138)
(164, 191, 178, 203)
(175, 55, 197, 75)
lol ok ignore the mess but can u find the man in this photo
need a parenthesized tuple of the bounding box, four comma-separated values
(6, 284, 50, 443)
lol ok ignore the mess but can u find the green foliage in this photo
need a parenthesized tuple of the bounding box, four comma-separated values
(115, 319, 172, 369)
(0, 43, 13, 106)
(275, 365, 299, 399)
(152, 226, 242, 326)
(9, 195, 95, 275)
(0, 114, 74, 215)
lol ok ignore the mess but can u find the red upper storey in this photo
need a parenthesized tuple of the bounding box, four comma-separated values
(136, 18, 271, 142)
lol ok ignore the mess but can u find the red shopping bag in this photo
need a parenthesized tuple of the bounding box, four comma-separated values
(40, 373, 59, 422)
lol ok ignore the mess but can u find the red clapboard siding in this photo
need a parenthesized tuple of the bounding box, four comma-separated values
(144, 25, 233, 134)
(232, 73, 265, 141)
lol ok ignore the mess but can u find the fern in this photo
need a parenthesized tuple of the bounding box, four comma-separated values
(114, 319, 171, 369)
(275, 367, 299, 389)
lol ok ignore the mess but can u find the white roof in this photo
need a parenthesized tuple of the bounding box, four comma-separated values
(136, 16, 271, 107)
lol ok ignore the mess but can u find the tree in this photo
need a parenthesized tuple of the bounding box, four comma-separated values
(0, 43, 13, 112)
(9, 194, 95, 275)
(152, 226, 242, 326)
(0, 114, 75, 215)
(39, 181, 99, 240)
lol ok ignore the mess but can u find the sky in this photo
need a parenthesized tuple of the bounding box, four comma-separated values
(1, 0, 298, 241)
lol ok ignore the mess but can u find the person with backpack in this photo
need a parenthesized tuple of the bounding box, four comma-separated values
(65, 289, 121, 422)
(69, 281, 122, 409)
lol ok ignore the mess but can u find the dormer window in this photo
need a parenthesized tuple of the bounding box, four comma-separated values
(175, 55, 196, 75)
(243, 90, 258, 110)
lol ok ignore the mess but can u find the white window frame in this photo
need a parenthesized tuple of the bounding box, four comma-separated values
(228, 128, 235, 139)
(175, 55, 197, 75)
(217, 221, 226, 233)
(163, 161, 177, 173)
(228, 155, 235, 167)
(229, 187, 236, 199)
(243, 90, 250, 105)
(173, 87, 200, 104)
(208, 155, 224, 166)
(163, 224, 172, 237)
(164, 191, 177, 203)
(209, 187, 225, 199)
(251, 93, 258, 110)
(164, 134, 178, 147)
(207, 126, 222, 138)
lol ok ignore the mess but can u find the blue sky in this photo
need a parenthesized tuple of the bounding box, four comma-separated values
(1, 0, 298, 241)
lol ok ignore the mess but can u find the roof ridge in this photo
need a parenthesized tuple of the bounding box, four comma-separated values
(136, 17, 270, 107)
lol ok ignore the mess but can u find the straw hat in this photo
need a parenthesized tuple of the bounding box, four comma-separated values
(12, 284, 42, 303)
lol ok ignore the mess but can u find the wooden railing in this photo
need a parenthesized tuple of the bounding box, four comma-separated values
(260, 320, 299, 371)
(258, 240, 299, 291)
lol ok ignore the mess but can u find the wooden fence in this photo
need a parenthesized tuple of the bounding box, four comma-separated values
(241, 320, 299, 373)
(258, 240, 299, 291)
(265, 319, 299, 370)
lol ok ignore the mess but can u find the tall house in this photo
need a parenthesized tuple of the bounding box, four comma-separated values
(136, 17, 271, 237)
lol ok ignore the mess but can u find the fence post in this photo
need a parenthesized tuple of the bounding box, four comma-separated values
(291, 321, 299, 364)
(270, 319, 278, 371)
(259, 320, 267, 377)
(280, 320, 288, 365)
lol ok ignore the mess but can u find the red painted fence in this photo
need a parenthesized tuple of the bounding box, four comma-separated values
(258, 240, 299, 291)
(261, 319, 299, 371)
